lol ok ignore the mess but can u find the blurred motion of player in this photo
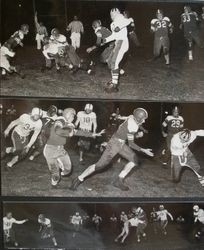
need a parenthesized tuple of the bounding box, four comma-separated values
(75, 104, 97, 163)
(34, 12, 48, 50)
(38, 214, 57, 246)
(70, 108, 154, 192)
(3, 212, 28, 247)
(180, 5, 203, 61)
(66, 16, 84, 50)
(161, 106, 184, 165)
(3, 108, 43, 168)
(193, 205, 204, 239)
(71, 212, 83, 237)
(150, 9, 173, 65)
(155, 205, 173, 235)
(170, 129, 204, 186)
(102, 8, 134, 93)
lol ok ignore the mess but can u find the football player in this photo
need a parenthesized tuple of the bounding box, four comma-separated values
(180, 6, 203, 61)
(150, 207, 159, 234)
(29, 105, 59, 161)
(150, 9, 173, 65)
(75, 104, 97, 163)
(161, 106, 184, 165)
(71, 212, 83, 237)
(38, 214, 57, 246)
(155, 205, 173, 235)
(92, 214, 102, 231)
(3, 212, 28, 247)
(102, 8, 134, 93)
(193, 205, 204, 239)
(34, 12, 48, 50)
(132, 207, 147, 242)
(70, 108, 154, 191)
(43, 108, 104, 187)
(4, 107, 43, 168)
(170, 129, 204, 185)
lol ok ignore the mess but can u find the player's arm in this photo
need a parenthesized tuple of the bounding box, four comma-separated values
(114, 17, 134, 32)
(194, 130, 204, 137)
(13, 218, 28, 224)
(34, 12, 40, 29)
(127, 133, 154, 157)
(81, 22, 84, 34)
(75, 114, 80, 128)
(66, 23, 72, 32)
(179, 15, 184, 29)
(150, 19, 157, 33)
(74, 128, 105, 138)
(161, 118, 168, 137)
(4, 118, 20, 137)
(167, 211, 174, 221)
(26, 125, 42, 150)
(92, 115, 97, 133)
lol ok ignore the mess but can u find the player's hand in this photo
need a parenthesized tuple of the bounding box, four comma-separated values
(24, 145, 31, 154)
(114, 27, 120, 32)
(94, 129, 106, 137)
(142, 148, 154, 157)
(86, 47, 93, 54)
(4, 130, 9, 137)
(25, 219, 29, 222)
(162, 131, 167, 137)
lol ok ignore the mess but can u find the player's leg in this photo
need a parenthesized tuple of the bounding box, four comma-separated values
(130, 31, 141, 48)
(137, 222, 147, 242)
(185, 33, 194, 61)
(152, 36, 162, 60)
(113, 145, 138, 191)
(29, 133, 44, 161)
(56, 151, 72, 176)
(36, 34, 41, 50)
(161, 220, 168, 235)
(70, 137, 121, 190)
(121, 222, 130, 243)
(170, 155, 183, 183)
(163, 37, 170, 65)
(76, 33, 81, 49)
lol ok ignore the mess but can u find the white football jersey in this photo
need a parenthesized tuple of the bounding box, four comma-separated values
(171, 131, 197, 156)
(156, 210, 169, 221)
(129, 217, 140, 227)
(110, 14, 130, 40)
(38, 218, 51, 227)
(71, 215, 82, 225)
(14, 114, 42, 137)
(3, 217, 25, 230)
(77, 111, 96, 131)
(194, 209, 204, 224)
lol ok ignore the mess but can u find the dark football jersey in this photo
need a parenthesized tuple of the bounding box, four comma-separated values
(181, 12, 199, 32)
(151, 17, 172, 37)
(162, 115, 184, 135)
(95, 26, 112, 46)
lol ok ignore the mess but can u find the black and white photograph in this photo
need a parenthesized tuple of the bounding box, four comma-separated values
(3, 201, 204, 249)
(1, 0, 204, 100)
(1, 98, 204, 197)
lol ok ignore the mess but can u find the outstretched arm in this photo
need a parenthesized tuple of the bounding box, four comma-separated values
(14, 218, 28, 224)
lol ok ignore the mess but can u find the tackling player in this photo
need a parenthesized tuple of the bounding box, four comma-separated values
(150, 9, 173, 65)
(193, 205, 204, 239)
(70, 108, 154, 192)
(180, 6, 203, 61)
(43, 108, 104, 187)
(102, 8, 134, 93)
(3, 108, 43, 168)
(161, 106, 184, 165)
(155, 205, 173, 235)
(170, 129, 204, 185)
(38, 214, 57, 246)
(3, 212, 28, 247)
(75, 104, 97, 163)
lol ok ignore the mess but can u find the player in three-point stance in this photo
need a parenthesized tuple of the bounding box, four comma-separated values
(193, 205, 204, 239)
(170, 129, 204, 186)
(3, 107, 43, 168)
(180, 6, 203, 61)
(102, 8, 134, 93)
(161, 106, 184, 165)
(155, 205, 173, 235)
(70, 108, 154, 192)
(43, 108, 104, 187)
(75, 104, 97, 163)
(3, 212, 28, 247)
(150, 9, 173, 65)
(38, 214, 57, 246)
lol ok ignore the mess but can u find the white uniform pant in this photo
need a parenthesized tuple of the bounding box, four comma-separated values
(70, 32, 81, 50)
(36, 34, 45, 50)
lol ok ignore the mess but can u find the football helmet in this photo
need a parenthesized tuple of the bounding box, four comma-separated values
(47, 105, 58, 117)
(38, 214, 45, 220)
(51, 28, 60, 37)
(92, 20, 102, 29)
(193, 205, 199, 212)
(159, 205, 164, 210)
(172, 106, 179, 117)
(31, 107, 43, 120)
(184, 5, 191, 13)
(63, 108, 76, 122)
(133, 108, 148, 124)
(179, 129, 191, 142)
(110, 8, 120, 20)
(156, 9, 164, 20)
(84, 103, 93, 112)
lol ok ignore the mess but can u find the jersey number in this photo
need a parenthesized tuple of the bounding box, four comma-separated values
(171, 120, 181, 128)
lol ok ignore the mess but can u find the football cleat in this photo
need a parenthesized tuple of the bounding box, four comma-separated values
(113, 177, 129, 191)
(69, 177, 82, 191)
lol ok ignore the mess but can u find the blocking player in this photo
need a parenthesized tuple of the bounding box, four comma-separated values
(43, 108, 104, 187)
(170, 129, 204, 185)
(34, 12, 48, 50)
(92, 214, 102, 231)
(150, 9, 173, 65)
(3, 212, 28, 247)
(3, 107, 43, 168)
(193, 205, 204, 239)
(70, 108, 154, 192)
(71, 212, 83, 237)
(75, 104, 97, 163)
(161, 106, 184, 165)
(38, 214, 57, 246)
(155, 205, 173, 235)
(180, 6, 203, 61)
(102, 8, 134, 93)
